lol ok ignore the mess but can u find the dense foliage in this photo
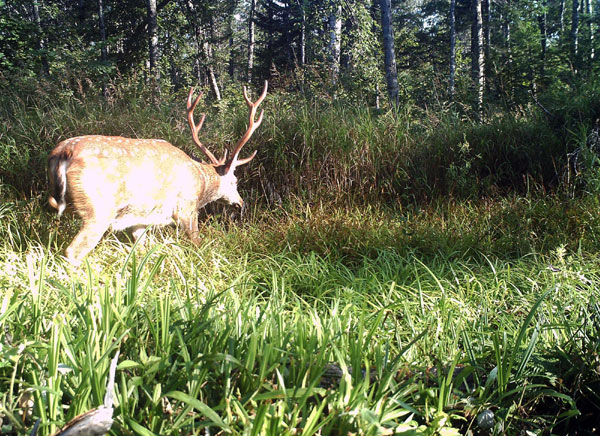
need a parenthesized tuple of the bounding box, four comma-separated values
(0, 0, 598, 110)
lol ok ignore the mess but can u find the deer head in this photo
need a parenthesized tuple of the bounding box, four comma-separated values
(186, 80, 268, 209)
(48, 81, 268, 266)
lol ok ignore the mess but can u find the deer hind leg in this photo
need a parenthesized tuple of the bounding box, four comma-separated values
(65, 219, 110, 266)
(130, 225, 148, 245)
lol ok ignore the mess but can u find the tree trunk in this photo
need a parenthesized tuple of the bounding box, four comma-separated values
(537, 1, 547, 77)
(228, 13, 235, 79)
(298, 0, 306, 66)
(482, 0, 490, 74)
(559, 0, 565, 33)
(505, 0, 512, 66)
(78, 0, 86, 24)
(32, 0, 50, 76)
(379, 0, 399, 106)
(98, 0, 107, 63)
(194, 58, 203, 86)
(449, 0, 456, 99)
(328, 3, 342, 86)
(204, 39, 221, 100)
(98, 0, 108, 96)
(147, 0, 159, 87)
(181, 0, 221, 100)
(471, 0, 484, 119)
(572, 0, 579, 69)
(247, 0, 256, 83)
(587, 0, 594, 60)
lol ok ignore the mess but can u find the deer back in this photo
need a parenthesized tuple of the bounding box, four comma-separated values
(48, 135, 220, 228)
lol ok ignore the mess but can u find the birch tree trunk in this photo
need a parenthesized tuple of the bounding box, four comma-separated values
(147, 0, 159, 86)
(227, 13, 234, 78)
(449, 0, 456, 99)
(98, 0, 108, 96)
(298, 0, 306, 66)
(328, 3, 342, 86)
(559, 0, 565, 33)
(572, 0, 579, 69)
(505, 0, 512, 75)
(99, 0, 107, 63)
(182, 0, 221, 100)
(32, 0, 50, 76)
(78, 0, 86, 25)
(482, 0, 490, 74)
(380, 0, 399, 106)
(587, 0, 594, 60)
(247, 0, 256, 83)
(204, 38, 221, 100)
(471, 0, 484, 119)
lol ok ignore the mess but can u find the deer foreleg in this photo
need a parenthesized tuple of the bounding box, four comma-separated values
(178, 213, 201, 246)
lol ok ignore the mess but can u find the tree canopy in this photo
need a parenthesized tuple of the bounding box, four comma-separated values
(0, 0, 597, 113)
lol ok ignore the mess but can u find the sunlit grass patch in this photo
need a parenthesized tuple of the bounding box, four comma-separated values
(1, 193, 599, 434)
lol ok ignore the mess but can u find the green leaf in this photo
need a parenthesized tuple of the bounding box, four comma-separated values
(165, 391, 229, 430)
(126, 417, 160, 436)
(117, 360, 142, 370)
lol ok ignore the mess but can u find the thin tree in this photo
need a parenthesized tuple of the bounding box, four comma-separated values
(538, 0, 547, 77)
(379, 0, 399, 106)
(228, 11, 235, 78)
(504, 0, 512, 79)
(328, 2, 342, 86)
(586, 0, 594, 61)
(78, 0, 86, 25)
(147, 0, 160, 87)
(572, 0, 579, 69)
(247, 0, 256, 83)
(204, 32, 221, 100)
(449, 0, 456, 99)
(32, 0, 50, 76)
(99, 0, 108, 96)
(296, 0, 306, 67)
(180, 0, 221, 100)
(483, 0, 490, 74)
(471, 0, 484, 119)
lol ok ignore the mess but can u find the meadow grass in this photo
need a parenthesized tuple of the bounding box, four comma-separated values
(1, 81, 600, 434)
(2, 77, 597, 201)
(1, 194, 599, 435)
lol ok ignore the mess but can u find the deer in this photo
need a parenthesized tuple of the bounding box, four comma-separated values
(47, 81, 268, 266)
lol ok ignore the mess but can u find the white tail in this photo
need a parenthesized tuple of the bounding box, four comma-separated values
(48, 81, 268, 266)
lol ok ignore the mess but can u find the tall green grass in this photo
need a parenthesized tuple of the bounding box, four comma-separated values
(1, 195, 599, 434)
(2, 79, 597, 202)
(2, 80, 600, 434)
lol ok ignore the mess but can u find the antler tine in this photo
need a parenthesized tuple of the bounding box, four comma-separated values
(225, 80, 268, 173)
(242, 80, 268, 107)
(187, 87, 220, 166)
(233, 149, 258, 167)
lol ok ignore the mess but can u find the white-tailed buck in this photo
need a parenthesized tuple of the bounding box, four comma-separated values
(48, 81, 268, 266)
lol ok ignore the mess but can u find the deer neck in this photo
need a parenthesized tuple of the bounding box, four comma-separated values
(192, 162, 222, 204)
